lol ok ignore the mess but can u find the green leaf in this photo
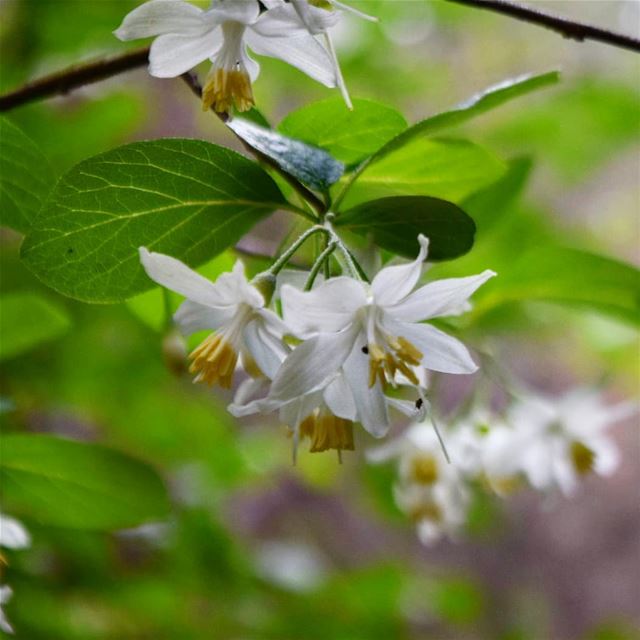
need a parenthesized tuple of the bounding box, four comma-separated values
(0, 434, 170, 530)
(278, 97, 408, 165)
(474, 246, 640, 325)
(0, 118, 55, 233)
(0, 292, 71, 360)
(335, 72, 558, 206)
(228, 118, 344, 191)
(337, 138, 506, 209)
(393, 71, 560, 144)
(21, 139, 287, 303)
(337, 196, 476, 261)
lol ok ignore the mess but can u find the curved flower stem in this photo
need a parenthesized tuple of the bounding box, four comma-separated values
(267, 226, 327, 276)
(305, 242, 337, 291)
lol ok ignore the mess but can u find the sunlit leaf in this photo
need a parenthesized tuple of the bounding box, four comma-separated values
(228, 118, 344, 191)
(21, 139, 287, 303)
(0, 292, 71, 360)
(0, 118, 55, 233)
(278, 97, 408, 165)
(0, 434, 170, 530)
(338, 138, 506, 209)
(337, 195, 476, 260)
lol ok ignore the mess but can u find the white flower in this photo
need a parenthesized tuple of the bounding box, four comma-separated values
(0, 586, 14, 634)
(115, 0, 337, 112)
(139, 248, 288, 388)
(280, 0, 378, 108)
(369, 423, 470, 545)
(265, 235, 495, 436)
(0, 514, 30, 551)
(485, 389, 637, 495)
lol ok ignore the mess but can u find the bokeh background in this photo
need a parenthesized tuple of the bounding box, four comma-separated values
(0, 1, 639, 638)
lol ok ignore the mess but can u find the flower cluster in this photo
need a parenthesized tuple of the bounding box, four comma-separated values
(115, 0, 373, 112)
(0, 513, 30, 634)
(139, 233, 495, 459)
(370, 390, 636, 545)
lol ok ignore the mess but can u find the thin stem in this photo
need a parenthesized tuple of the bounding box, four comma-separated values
(305, 242, 337, 291)
(267, 226, 327, 276)
(445, 0, 640, 54)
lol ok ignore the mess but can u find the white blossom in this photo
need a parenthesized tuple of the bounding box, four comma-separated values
(115, 0, 337, 112)
(484, 389, 636, 495)
(264, 235, 495, 437)
(139, 248, 288, 388)
(0, 586, 14, 634)
(0, 514, 30, 551)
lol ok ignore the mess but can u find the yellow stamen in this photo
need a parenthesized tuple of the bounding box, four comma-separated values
(408, 502, 442, 524)
(189, 333, 238, 389)
(366, 337, 423, 387)
(571, 441, 596, 475)
(299, 413, 355, 453)
(202, 68, 255, 113)
(411, 456, 439, 485)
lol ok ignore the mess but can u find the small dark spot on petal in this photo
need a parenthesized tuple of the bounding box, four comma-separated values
(361, 346, 369, 354)
(415, 398, 423, 409)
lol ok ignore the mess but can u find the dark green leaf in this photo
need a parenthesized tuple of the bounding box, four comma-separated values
(0, 434, 170, 530)
(227, 118, 344, 191)
(0, 117, 55, 233)
(474, 246, 640, 325)
(278, 97, 408, 165)
(337, 196, 476, 261)
(21, 139, 287, 303)
(337, 138, 506, 209)
(0, 292, 71, 360)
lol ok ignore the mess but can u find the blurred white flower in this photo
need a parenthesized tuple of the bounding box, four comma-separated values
(0, 586, 14, 634)
(369, 423, 470, 545)
(140, 248, 288, 388)
(486, 389, 637, 495)
(115, 0, 337, 112)
(0, 514, 30, 551)
(265, 235, 494, 437)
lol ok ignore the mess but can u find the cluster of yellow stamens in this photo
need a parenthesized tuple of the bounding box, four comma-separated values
(299, 412, 355, 453)
(202, 67, 255, 113)
(410, 455, 439, 485)
(570, 440, 595, 475)
(368, 336, 423, 388)
(189, 333, 238, 389)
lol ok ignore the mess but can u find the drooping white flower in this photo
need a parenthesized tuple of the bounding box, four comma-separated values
(265, 235, 495, 436)
(485, 389, 637, 495)
(139, 248, 288, 388)
(368, 423, 470, 545)
(115, 0, 337, 112)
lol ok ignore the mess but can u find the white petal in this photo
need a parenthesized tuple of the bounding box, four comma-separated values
(323, 375, 357, 421)
(149, 29, 220, 77)
(389, 320, 478, 374)
(281, 277, 366, 338)
(213, 260, 264, 308)
(343, 341, 389, 437)
(330, 0, 378, 22)
(268, 327, 358, 402)
(0, 514, 30, 549)
(245, 30, 337, 87)
(371, 235, 429, 306)
(174, 300, 235, 335)
(243, 319, 286, 380)
(209, 0, 260, 25)
(139, 248, 225, 307)
(114, 0, 208, 41)
(259, 1, 339, 37)
(390, 270, 496, 322)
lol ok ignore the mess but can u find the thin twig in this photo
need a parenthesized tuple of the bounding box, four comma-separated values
(0, 46, 151, 111)
(446, 0, 640, 53)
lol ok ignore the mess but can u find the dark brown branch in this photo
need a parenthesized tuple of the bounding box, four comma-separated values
(446, 0, 640, 53)
(179, 72, 325, 216)
(0, 47, 150, 111)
